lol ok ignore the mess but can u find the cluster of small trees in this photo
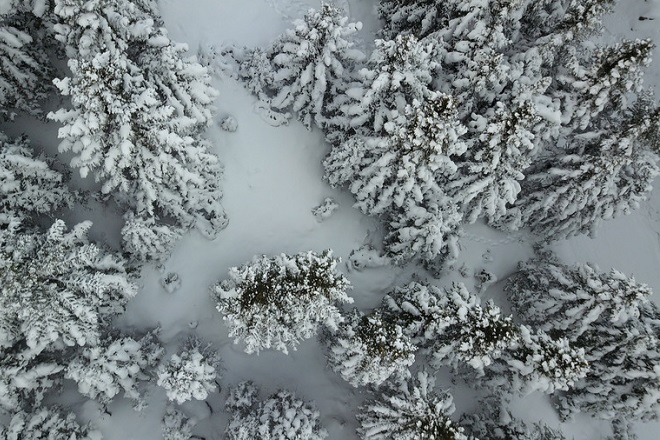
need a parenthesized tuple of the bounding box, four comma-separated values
(238, 1, 660, 272)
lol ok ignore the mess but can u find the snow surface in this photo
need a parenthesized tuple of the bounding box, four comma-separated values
(75, 0, 660, 438)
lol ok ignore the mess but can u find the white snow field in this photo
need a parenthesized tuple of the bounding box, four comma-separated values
(74, 0, 660, 438)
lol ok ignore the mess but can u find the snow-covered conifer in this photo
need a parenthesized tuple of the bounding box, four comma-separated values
(0, 9, 52, 117)
(66, 330, 163, 407)
(214, 250, 352, 354)
(378, 0, 445, 39)
(0, 406, 101, 440)
(462, 396, 568, 440)
(225, 382, 327, 440)
(139, 29, 218, 133)
(338, 34, 438, 136)
(0, 219, 136, 356)
(157, 338, 219, 405)
(503, 123, 659, 240)
(239, 3, 364, 129)
(121, 213, 183, 263)
(384, 196, 462, 267)
(448, 100, 539, 224)
(0, 351, 63, 411)
(0, 134, 72, 217)
(382, 282, 517, 374)
(507, 257, 660, 419)
(325, 94, 466, 216)
(50, 0, 227, 237)
(162, 404, 196, 440)
(357, 369, 471, 440)
(326, 309, 416, 387)
(482, 326, 588, 396)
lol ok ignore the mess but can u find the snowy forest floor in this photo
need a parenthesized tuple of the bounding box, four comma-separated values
(51, 0, 660, 439)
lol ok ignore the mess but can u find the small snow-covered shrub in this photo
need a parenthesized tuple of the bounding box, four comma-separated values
(213, 250, 352, 354)
(157, 338, 219, 404)
(162, 405, 196, 440)
(357, 370, 470, 440)
(312, 197, 339, 222)
(327, 309, 416, 387)
(0, 406, 101, 440)
(225, 382, 328, 440)
(161, 272, 182, 294)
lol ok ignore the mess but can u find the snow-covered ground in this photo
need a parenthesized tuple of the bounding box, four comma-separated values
(80, 0, 660, 438)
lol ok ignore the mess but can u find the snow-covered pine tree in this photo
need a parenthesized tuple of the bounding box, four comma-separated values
(121, 212, 183, 263)
(0, 406, 101, 440)
(481, 325, 588, 396)
(378, 0, 446, 39)
(326, 309, 416, 387)
(0, 219, 136, 356)
(500, 38, 659, 239)
(50, 0, 226, 248)
(356, 369, 471, 440)
(323, 94, 466, 267)
(0, 134, 72, 217)
(0, 5, 52, 118)
(461, 396, 568, 440)
(162, 404, 197, 440)
(384, 195, 462, 267)
(506, 257, 660, 419)
(213, 250, 352, 354)
(448, 99, 540, 224)
(0, 349, 63, 411)
(225, 382, 328, 440)
(65, 330, 163, 408)
(157, 337, 219, 405)
(239, 3, 365, 129)
(337, 34, 439, 137)
(382, 281, 517, 374)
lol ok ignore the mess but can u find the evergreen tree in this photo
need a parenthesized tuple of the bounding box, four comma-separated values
(157, 337, 219, 405)
(50, 0, 226, 244)
(501, 39, 659, 239)
(461, 396, 568, 440)
(214, 250, 352, 355)
(238, 3, 365, 129)
(225, 382, 328, 440)
(0, 406, 101, 440)
(378, 0, 445, 39)
(357, 369, 471, 440)
(326, 309, 416, 387)
(448, 99, 540, 224)
(507, 257, 660, 419)
(382, 282, 517, 374)
(0, 5, 52, 118)
(0, 219, 136, 356)
(162, 404, 196, 440)
(336, 34, 439, 137)
(384, 195, 462, 266)
(65, 330, 163, 407)
(121, 212, 183, 263)
(0, 134, 72, 217)
(0, 350, 62, 411)
(482, 326, 588, 396)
